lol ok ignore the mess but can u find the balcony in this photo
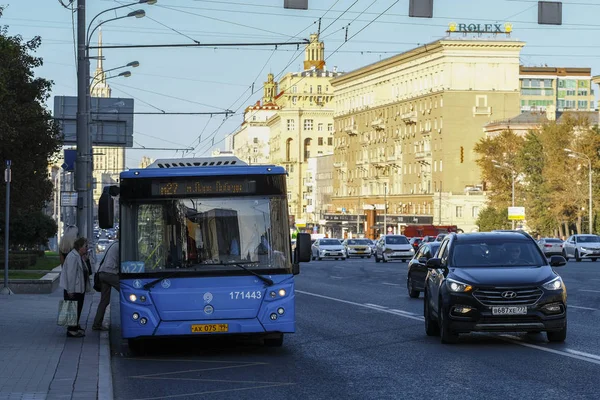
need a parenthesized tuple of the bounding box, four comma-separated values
(387, 154, 397, 162)
(414, 150, 431, 160)
(356, 159, 364, 165)
(401, 111, 417, 124)
(333, 161, 342, 168)
(473, 106, 492, 116)
(420, 128, 432, 136)
(344, 124, 358, 136)
(371, 118, 385, 131)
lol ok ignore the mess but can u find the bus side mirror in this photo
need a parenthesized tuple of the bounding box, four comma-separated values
(296, 233, 311, 264)
(98, 188, 114, 229)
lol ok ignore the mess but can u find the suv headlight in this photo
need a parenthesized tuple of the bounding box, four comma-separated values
(446, 278, 473, 293)
(542, 276, 564, 291)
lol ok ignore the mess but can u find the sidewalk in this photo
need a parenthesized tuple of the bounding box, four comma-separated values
(0, 287, 113, 400)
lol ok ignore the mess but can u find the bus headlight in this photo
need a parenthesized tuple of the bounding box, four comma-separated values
(278, 289, 286, 297)
(270, 313, 278, 320)
(132, 313, 140, 320)
(129, 294, 137, 302)
(277, 307, 285, 315)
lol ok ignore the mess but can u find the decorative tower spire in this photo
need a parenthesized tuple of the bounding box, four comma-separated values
(303, 33, 325, 71)
(263, 73, 277, 104)
(90, 28, 111, 98)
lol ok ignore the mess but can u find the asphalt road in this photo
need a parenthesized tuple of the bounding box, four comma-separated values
(110, 257, 600, 400)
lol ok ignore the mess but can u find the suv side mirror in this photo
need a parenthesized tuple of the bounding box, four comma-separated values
(426, 257, 442, 269)
(295, 233, 311, 265)
(549, 255, 567, 267)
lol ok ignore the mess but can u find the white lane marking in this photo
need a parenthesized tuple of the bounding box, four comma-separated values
(297, 291, 424, 322)
(589, 279, 600, 282)
(502, 335, 600, 366)
(569, 305, 599, 311)
(390, 309, 417, 316)
(298, 290, 600, 366)
(382, 282, 402, 286)
(331, 276, 344, 279)
(365, 303, 388, 309)
(579, 289, 600, 293)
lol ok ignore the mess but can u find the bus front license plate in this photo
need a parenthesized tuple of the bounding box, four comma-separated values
(191, 324, 229, 333)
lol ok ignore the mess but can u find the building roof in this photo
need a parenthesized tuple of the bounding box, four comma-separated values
(485, 110, 599, 130)
(519, 66, 591, 76)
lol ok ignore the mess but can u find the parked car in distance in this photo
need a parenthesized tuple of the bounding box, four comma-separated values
(374, 235, 414, 263)
(424, 231, 567, 344)
(343, 238, 372, 258)
(409, 237, 423, 252)
(562, 234, 600, 262)
(96, 239, 110, 253)
(435, 234, 447, 242)
(422, 236, 436, 244)
(407, 242, 441, 298)
(311, 238, 346, 261)
(536, 238, 564, 257)
(367, 239, 376, 255)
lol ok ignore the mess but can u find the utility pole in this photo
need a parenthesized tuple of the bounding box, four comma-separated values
(384, 182, 387, 233)
(2, 160, 14, 295)
(76, 0, 89, 239)
(438, 181, 442, 225)
(356, 195, 360, 236)
(511, 171, 515, 230)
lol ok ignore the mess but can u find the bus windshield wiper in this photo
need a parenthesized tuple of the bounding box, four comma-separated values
(217, 261, 274, 286)
(143, 271, 184, 290)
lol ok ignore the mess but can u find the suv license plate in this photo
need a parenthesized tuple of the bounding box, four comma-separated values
(492, 306, 527, 315)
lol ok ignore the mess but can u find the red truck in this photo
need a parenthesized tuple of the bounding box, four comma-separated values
(401, 225, 459, 238)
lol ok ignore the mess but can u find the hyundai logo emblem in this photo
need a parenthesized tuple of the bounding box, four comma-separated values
(501, 291, 517, 299)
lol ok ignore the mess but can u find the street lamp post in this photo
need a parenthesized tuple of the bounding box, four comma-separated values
(76, 0, 151, 241)
(565, 148, 593, 234)
(492, 159, 516, 230)
(384, 182, 387, 233)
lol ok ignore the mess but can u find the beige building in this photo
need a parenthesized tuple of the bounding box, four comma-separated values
(520, 66, 595, 113)
(485, 108, 599, 137)
(90, 30, 125, 208)
(231, 34, 343, 227)
(139, 156, 154, 169)
(330, 38, 525, 235)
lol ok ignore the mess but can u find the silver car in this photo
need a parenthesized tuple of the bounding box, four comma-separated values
(537, 238, 564, 257)
(563, 234, 600, 262)
(374, 235, 414, 263)
(311, 238, 346, 261)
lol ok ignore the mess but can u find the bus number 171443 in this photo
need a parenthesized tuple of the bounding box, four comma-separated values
(229, 291, 262, 300)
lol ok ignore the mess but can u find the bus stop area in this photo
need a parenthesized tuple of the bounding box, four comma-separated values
(0, 288, 113, 400)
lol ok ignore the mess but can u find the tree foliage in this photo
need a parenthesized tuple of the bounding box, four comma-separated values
(474, 114, 600, 236)
(476, 206, 511, 232)
(0, 9, 62, 246)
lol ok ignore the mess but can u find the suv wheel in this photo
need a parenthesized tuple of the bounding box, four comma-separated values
(407, 275, 420, 298)
(547, 325, 567, 343)
(424, 294, 440, 336)
(440, 306, 459, 344)
(562, 250, 569, 261)
(575, 250, 582, 262)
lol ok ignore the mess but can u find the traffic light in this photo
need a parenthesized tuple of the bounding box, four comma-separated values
(460, 146, 464, 163)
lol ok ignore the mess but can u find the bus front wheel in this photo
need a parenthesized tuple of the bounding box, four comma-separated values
(264, 333, 284, 347)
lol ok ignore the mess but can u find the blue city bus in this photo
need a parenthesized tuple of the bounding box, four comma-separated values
(98, 156, 311, 353)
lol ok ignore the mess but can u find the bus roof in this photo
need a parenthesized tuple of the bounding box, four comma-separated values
(121, 157, 287, 179)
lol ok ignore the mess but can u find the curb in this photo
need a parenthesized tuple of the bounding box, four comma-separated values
(98, 303, 114, 400)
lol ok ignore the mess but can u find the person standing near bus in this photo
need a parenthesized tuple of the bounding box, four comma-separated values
(92, 232, 120, 331)
(60, 237, 89, 338)
(58, 225, 79, 265)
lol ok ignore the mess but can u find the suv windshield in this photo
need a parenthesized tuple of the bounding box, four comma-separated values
(347, 239, 370, 245)
(385, 236, 409, 245)
(320, 239, 341, 246)
(451, 240, 546, 267)
(577, 236, 600, 243)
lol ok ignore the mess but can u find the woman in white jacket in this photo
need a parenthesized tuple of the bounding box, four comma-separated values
(59, 237, 89, 337)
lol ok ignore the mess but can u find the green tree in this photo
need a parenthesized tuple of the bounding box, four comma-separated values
(476, 206, 510, 232)
(0, 9, 62, 246)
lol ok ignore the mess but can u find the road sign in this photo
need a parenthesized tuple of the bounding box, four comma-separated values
(54, 96, 134, 147)
(61, 192, 78, 207)
(508, 207, 525, 221)
(62, 149, 76, 171)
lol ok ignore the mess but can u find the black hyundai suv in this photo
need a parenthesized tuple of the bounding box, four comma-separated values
(424, 231, 567, 344)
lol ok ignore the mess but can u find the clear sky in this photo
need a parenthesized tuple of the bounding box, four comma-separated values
(3, 0, 600, 168)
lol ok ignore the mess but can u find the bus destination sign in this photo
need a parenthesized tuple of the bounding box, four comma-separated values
(151, 179, 257, 196)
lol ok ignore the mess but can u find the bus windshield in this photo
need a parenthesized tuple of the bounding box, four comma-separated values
(120, 196, 291, 274)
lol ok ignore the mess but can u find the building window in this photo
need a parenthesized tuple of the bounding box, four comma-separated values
(318, 137, 323, 145)
(287, 119, 295, 131)
(439, 160, 443, 172)
(292, 96, 297, 105)
(304, 119, 313, 130)
(317, 85, 322, 94)
(456, 206, 463, 218)
(328, 137, 333, 146)
(472, 206, 479, 218)
(291, 85, 297, 93)
(578, 100, 588, 109)
(253, 137, 258, 144)
(578, 90, 588, 96)
(304, 138, 312, 161)
(286, 138, 293, 161)
(318, 123, 323, 131)
(328, 123, 333, 132)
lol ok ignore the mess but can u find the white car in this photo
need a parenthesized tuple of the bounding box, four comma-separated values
(311, 239, 346, 261)
(374, 235, 414, 263)
(563, 234, 600, 262)
(536, 238, 564, 257)
(342, 238, 372, 258)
